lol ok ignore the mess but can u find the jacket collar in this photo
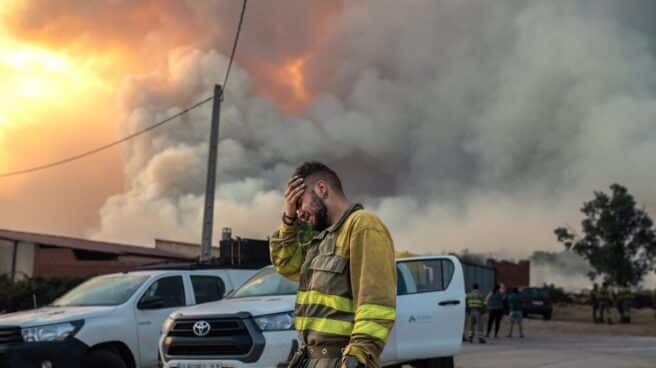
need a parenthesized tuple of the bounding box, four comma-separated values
(312, 203, 363, 240)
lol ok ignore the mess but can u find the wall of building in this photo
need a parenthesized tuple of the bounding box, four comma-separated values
(155, 239, 218, 260)
(487, 259, 530, 288)
(15, 242, 35, 279)
(0, 240, 35, 280)
(33, 246, 173, 278)
(0, 239, 15, 278)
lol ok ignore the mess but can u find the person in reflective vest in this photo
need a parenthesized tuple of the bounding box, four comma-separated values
(591, 283, 600, 323)
(270, 162, 397, 368)
(465, 283, 486, 344)
(616, 287, 633, 324)
(598, 283, 613, 324)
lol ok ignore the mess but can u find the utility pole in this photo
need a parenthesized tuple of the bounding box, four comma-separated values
(200, 84, 223, 263)
(10, 241, 18, 282)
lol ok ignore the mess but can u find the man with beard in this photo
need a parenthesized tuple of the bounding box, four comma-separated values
(270, 162, 396, 368)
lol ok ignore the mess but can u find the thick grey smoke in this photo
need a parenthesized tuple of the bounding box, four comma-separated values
(529, 251, 593, 291)
(87, 0, 656, 286)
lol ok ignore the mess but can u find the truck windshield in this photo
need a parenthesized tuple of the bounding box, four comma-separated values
(52, 274, 150, 307)
(230, 268, 298, 298)
(523, 288, 549, 299)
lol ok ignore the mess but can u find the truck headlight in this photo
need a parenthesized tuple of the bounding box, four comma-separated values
(22, 320, 84, 342)
(254, 312, 294, 331)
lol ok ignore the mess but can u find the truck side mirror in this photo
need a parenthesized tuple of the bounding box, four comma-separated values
(138, 295, 165, 310)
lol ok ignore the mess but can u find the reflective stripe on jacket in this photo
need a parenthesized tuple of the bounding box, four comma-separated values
(467, 290, 484, 309)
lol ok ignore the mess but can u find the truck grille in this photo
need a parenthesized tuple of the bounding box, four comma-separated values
(170, 319, 245, 337)
(166, 318, 253, 356)
(168, 343, 249, 356)
(0, 327, 22, 344)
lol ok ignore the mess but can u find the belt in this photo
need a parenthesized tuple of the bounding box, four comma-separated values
(304, 345, 345, 359)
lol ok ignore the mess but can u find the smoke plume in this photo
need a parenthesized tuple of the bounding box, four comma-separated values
(3, 1, 656, 288)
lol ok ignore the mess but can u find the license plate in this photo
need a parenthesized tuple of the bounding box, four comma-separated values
(179, 363, 224, 368)
(533, 301, 544, 306)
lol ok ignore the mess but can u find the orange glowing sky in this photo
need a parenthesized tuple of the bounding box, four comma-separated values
(0, 3, 134, 233)
(0, 0, 339, 236)
(0, 2, 318, 173)
(0, 28, 128, 189)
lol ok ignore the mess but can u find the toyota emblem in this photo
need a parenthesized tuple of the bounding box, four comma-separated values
(192, 320, 211, 337)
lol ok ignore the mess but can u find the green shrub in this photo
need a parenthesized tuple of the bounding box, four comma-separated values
(0, 276, 87, 313)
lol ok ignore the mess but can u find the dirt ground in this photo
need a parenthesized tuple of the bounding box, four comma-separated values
(536, 304, 656, 337)
(456, 305, 656, 367)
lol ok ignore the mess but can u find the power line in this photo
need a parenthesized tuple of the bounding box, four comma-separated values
(0, 96, 213, 178)
(222, 0, 248, 90)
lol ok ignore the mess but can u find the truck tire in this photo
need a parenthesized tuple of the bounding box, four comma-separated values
(424, 357, 454, 368)
(82, 350, 128, 368)
(544, 311, 552, 320)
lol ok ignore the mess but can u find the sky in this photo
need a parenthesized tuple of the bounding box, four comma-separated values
(1, 1, 656, 286)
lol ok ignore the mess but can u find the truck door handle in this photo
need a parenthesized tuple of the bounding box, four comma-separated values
(438, 300, 461, 306)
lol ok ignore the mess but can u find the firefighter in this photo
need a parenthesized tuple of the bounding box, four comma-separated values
(591, 283, 600, 323)
(616, 287, 633, 324)
(270, 162, 397, 368)
(599, 283, 613, 324)
(466, 283, 486, 344)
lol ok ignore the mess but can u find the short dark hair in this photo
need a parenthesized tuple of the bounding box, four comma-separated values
(293, 161, 344, 193)
(472, 283, 479, 290)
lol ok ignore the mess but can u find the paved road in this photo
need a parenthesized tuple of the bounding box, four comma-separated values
(457, 334, 656, 368)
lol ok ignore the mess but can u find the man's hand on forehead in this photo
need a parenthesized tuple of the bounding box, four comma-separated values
(283, 175, 305, 219)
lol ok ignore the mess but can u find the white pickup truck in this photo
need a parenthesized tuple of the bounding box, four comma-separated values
(159, 256, 465, 368)
(0, 265, 257, 368)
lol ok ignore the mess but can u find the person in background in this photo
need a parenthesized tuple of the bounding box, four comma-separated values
(591, 283, 600, 323)
(616, 287, 633, 324)
(599, 282, 613, 324)
(500, 283, 509, 315)
(506, 287, 524, 338)
(465, 283, 486, 344)
(485, 284, 504, 338)
(652, 289, 656, 320)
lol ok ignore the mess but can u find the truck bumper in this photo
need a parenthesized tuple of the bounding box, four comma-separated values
(523, 305, 552, 316)
(162, 332, 297, 368)
(0, 338, 88, 368)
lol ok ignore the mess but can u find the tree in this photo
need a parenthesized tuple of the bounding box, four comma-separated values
(554, 184, 656, 287)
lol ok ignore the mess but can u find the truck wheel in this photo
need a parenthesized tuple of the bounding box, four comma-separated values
(83, 350, 128, 368)
(424, 357, 454, 368)
(544, 311, 552, 320)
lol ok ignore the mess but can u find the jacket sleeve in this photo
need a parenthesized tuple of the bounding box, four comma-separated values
(269, 222, 305, 281)
(343, 226, 397, 366)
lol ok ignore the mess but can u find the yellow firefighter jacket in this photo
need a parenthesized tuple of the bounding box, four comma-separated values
(466, 290, 484, 310)
(270, 204, 396, 367)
